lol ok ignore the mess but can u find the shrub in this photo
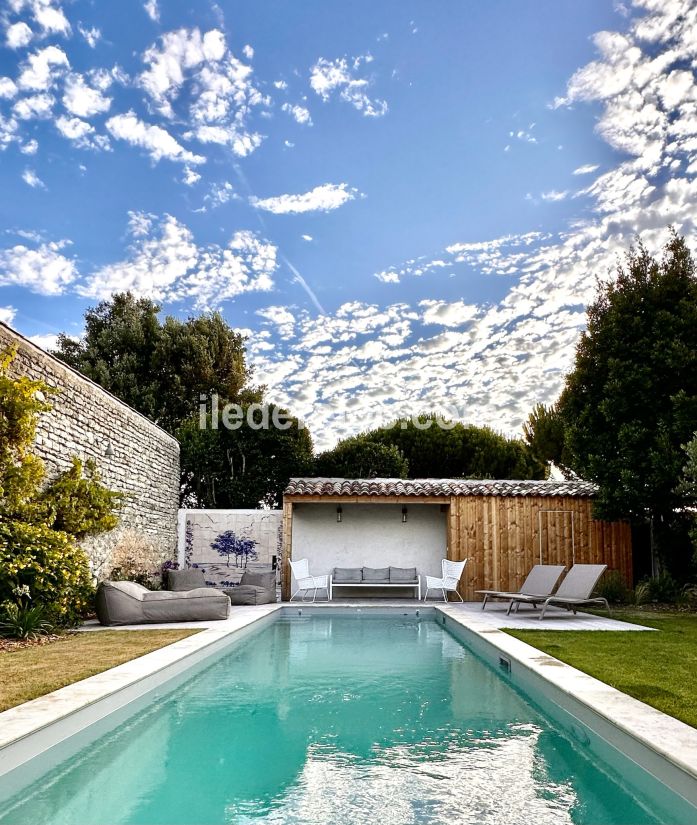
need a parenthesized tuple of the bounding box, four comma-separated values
(43, 457, 122, 538)
(0, 520, 93, 626)
(634, 572, 680, 605)
(109, 530, 165, 588)
(594, 570, 634, 605)
(0, 603, 53, 640)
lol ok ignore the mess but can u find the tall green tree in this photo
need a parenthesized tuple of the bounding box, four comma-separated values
(318, 416, 544, 480)
(523, 403, 567, 472)
(178, 404, 313, 508)
(557, 232, 697, 535)
(52, 293, 256, 430)
(315, 437, 409, 478)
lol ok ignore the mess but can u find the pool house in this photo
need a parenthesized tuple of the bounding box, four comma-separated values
(281, 477, 633, 600)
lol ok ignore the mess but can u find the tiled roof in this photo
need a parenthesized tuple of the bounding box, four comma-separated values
(284, 477, 598, 498)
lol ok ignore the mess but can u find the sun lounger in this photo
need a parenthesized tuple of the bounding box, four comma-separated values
(505, 564, 609, 619)
(476, 564, 566, 610)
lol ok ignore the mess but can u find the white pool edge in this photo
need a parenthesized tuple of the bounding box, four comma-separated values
(0, 604, 282, 777)
(436, 603, 697, 811)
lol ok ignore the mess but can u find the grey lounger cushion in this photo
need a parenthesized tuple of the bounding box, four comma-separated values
(389, 566, 418, 583)
(227, 585, 268, 605)
(166, 568, 207, 591)
(227, 570, 276, 604)
(362, 567, 390, 581)
(333, 567, 363, 583)
(96, 580, 230, 625)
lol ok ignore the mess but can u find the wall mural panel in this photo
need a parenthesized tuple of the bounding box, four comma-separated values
(179, 509, 282, 589)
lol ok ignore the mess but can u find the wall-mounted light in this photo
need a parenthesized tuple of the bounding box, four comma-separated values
(104, 441, 114, 458)
(336, 506, 343, 523)
(402, 506, 408, 523)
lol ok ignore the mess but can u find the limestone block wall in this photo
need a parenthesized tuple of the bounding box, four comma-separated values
(1, 322, 180, 576)
(178, 509, 282, 588)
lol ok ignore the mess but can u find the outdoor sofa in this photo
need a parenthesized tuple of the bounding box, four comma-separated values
(331, 566, 421, 599)
(167, 567, 277, 605)
(96, 580, 230, 625)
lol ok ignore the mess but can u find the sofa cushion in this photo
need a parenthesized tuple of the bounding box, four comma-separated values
(333, 567, 362, 583)
(227, 585, 268, 605)
(108, 580, 149, 600)
(362, 567, 389, 582)
(167, 568, 206, 591)
(389, 566, 418, 582)
(240, 570, 276, 590)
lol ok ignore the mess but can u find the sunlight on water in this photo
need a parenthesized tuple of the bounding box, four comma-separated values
(0, 617, 666, 825)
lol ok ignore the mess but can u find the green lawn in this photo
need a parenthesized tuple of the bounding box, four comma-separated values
(0, 630, 200, 712)
(506, 611, 697, 728)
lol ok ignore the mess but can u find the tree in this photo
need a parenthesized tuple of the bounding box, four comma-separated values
(315, 437, 409, 478)
(557, 232, 697, 536)
(52, 292, 256, 431)
(178, 404, 314, 508)
(678, 432, 697, 563)
(211, 531, 258, 568)
(523, 403, 567, 473)
(317, 416, 544, 480)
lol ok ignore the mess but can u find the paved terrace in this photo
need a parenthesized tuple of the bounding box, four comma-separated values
(79, 600, 652, 631)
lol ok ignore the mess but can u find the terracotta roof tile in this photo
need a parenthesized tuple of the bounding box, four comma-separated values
(284, 477, 597, 498)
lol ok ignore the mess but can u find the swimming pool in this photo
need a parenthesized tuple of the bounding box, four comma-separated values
(0, 613, 692, 824)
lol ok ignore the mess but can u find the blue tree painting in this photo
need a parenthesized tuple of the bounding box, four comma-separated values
(211, 530, 258, 568)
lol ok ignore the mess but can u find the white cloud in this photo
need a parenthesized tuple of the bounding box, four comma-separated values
(251, 182, 359, 214)
(13, 92, 54, 119)
(77, 24, 101, 49)
(242, 44, 254, 59)
(20, 138, 38, 153)
(273, 79, 288, 90)
(256, 305, 295, 338)
(62, 74, 111, 118)
(0, 238, 77, 295)
(54, 114, 107, 149)
(182, 165, 201, 185)
(78, 215, 276, 310)
(140, 28, 226, 116)
(6, 22, 33, 49)
(0, 306, 16, 325)
(106, 111, 205, 164)
(17, 45, 69, 91)
(0, 78, 18, 99)
(419, 300, 479, 327)
(310, 55, 387, 117)
(137, 27, 267, 159)
(8, 1, 70, 38)
(540, 189, 568, 202)
(573, 163, 600, 175)
(29, 332, 58, 350)
(21, 168, 45, 188)
(144, 0, 159, 22)
(301, 234, 313, 242)
(509, 125, 537, 144)
(282, 102, 312, 125)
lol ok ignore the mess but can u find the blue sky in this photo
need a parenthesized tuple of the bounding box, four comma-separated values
(1, 0, 696, 449)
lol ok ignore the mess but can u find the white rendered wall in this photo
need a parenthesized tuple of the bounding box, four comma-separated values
(291, 503, 447, 589)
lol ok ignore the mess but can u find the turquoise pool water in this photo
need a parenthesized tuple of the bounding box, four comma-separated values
(0, 615, 673, 824)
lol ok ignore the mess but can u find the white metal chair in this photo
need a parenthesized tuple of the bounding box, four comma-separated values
(289, 558, 330, 602)
(424, 559, 468, 602)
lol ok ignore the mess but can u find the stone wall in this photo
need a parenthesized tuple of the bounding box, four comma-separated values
(1, 322, 180, 577)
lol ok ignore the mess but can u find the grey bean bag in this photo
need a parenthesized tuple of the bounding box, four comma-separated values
(225, 570, 277, 605)
(96, 580, 230, 625)
(166, 568, 207, 591)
